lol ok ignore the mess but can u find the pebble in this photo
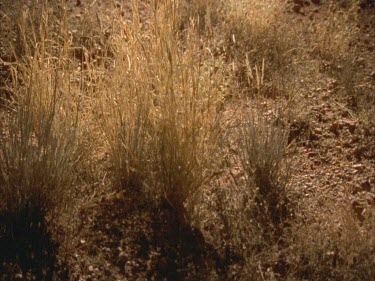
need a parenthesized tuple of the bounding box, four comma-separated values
(352, 164, 364, 172)
(343, 119, 356, 133)
(314, 127, 323, 135)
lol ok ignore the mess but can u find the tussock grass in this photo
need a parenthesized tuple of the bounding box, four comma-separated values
(0, 1, 88, 275)
(0, 0, 80, 223)
(0, 3, 83, 278)
(99, 0, 225, 222)
(0, 0, 374, 279)
(0, 60, 79, 221)
(239, 101, 291, 231)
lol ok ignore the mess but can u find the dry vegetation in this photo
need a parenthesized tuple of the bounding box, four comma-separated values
(0, 0, 374, 280)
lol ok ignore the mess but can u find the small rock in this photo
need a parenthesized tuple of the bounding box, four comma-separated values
(314, 127, 322, 135)
(328, 79, 338, 90)
(343, 119, 356, 133)
(307, 151, 317, 157)
(356, 57, 365, 67)
(353, 164, 364, 172)
(325, 111, 335, 120)
(231, 168, 244, 178)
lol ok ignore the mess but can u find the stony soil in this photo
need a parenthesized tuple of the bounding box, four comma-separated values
(0, 0, 374, 280)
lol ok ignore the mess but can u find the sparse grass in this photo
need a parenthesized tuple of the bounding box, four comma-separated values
(287, 202, 375, 280)
(221, 0, 301, 93)
(239, 100, 291, 231)
(306, 2, 358, 63)
(214, 100, 293, 280)
(0, 0, 374, 279)
(178, 0, 224, 33)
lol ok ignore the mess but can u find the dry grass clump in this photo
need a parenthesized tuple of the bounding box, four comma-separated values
(0, 4, 83, 277)
(0, 59, 79, 221)
(99, 1, 225, 222)
(98, 26, 156, 194)
(0, 0, 80, 221)
(202, 99, 293, 279)
(239, 101, 292, 232)
(1, 0, 374, 279)
(231, 101, 292, 279)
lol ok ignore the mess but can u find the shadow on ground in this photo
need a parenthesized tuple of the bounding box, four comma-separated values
(73, 190, 237, 281)
(0, 207, 67, 281)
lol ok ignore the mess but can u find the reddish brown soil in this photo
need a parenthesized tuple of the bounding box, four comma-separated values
(0, 1, 374, 280)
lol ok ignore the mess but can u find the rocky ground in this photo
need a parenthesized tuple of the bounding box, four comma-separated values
(0, 0, 374, 280)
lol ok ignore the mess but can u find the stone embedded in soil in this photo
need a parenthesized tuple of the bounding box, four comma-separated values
(353, 164, 364, 173)
(343, 119, 357, 133)
(308, 151, 317, 157)
(314, 127, 323, 135)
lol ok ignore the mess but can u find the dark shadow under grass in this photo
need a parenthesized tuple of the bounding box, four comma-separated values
(0, 207, 66, 280)
(75, 188, 230, 281)
(150, 199, 230, 281)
